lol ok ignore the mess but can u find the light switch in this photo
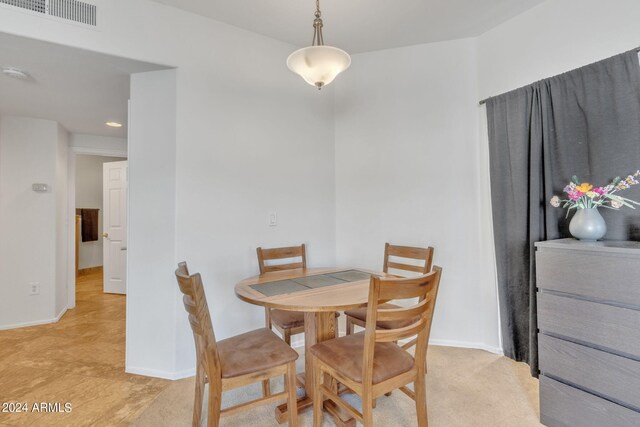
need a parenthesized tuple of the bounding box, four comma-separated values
(268, 211, 277, 227)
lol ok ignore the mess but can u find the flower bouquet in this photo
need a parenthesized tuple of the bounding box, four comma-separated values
(549, 171, 640, 241)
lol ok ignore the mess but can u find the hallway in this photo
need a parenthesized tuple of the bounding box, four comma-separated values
(0, 272, 168, 426)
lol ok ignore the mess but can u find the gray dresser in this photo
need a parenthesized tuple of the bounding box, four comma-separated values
(536, 239, 640, 427)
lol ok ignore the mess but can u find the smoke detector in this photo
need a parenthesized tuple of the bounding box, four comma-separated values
(2, 67, 31, 80)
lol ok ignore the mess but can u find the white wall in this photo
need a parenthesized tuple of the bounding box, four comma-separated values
(0, 116, 68, 329)
(55, 124, 69, 316)
(127, 69, 178, 378)
(478, 0, 640, 100)
(75, 154, 124, 269)
(333, 39, 501, 352)
(172, 45, 336, 369)
(173, 52, 336, 355)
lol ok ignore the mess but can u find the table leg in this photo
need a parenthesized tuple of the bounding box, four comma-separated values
(275, 312, 355, 427)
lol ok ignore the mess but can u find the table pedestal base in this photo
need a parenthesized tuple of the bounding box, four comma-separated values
(273, 312, 357, 426)
(275, 394, 356, 427)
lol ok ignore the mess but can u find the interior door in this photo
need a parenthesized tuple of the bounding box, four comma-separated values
(103, 160, 128, 294)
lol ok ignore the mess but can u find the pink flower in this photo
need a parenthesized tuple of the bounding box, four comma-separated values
(567, 190, 583, 200)
(593, 187, 608, 195)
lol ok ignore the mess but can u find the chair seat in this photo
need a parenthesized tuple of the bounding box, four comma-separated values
(218, 328, 298, 378)
(270, 309, 305, 329)
(271, 309, 340, 329)
(310, 332, 414, 384)
(345, 303, 420, 329)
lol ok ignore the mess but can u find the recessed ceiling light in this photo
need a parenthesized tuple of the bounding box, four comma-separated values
(2, 67, 31, 80)
(105, 121, 123, 128)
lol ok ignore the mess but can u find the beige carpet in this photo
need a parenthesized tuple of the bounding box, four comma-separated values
(131, 346, 541, 427)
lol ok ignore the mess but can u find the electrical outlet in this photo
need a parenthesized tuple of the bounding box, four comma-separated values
(29, 282, 40, 296)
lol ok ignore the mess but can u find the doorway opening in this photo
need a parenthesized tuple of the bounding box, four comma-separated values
(74, 155, 127, 294)
(0, 32, 167, 332)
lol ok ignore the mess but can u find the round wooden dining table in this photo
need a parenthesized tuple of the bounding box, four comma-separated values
(235, 267, 387, 427)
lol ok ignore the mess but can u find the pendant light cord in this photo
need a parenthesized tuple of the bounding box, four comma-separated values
(312, 0, 324, 46)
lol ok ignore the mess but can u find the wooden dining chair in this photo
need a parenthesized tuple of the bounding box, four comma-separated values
(345, 243, 434, 335)
(175, 262, 299, 427)
(310, 267, 442, 427)
(257, 244, 338, 345)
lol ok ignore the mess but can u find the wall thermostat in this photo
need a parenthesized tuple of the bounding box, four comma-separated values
(32, 183, 48, 193)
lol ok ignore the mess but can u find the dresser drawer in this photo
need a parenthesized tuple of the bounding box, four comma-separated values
(539, 334, 640, 410)
(537, 292, 640, 359)
(540, 375, 640, 427)
(536, 250, 640, 307)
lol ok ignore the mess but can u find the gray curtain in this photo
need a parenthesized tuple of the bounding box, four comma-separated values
(486, 50, 640, 376)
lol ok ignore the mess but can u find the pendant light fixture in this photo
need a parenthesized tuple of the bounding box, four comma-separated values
(287, 0, 351, 90)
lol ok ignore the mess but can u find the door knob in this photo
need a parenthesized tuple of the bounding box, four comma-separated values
(102, 232, 109, 238)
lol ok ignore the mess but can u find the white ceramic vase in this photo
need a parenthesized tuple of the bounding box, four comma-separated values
(569, 208, 607, 241)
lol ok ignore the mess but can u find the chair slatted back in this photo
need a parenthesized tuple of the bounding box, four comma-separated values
(175, 262, 221, 379)
(362, 267, 442, 384)
(383, 243, 434, 276)
(257, 244, 307, 274)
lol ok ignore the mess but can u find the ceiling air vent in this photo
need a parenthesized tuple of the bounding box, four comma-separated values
(0, 0, 46, 13)
(48, 0, 96, 26)
(0, 0, 96, 26)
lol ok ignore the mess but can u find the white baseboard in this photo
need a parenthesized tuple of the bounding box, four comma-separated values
(428, 338, 504, 355)
(173, 368, 197, 380)
(291, 333, 503, 356)
(55, 307, 68, 322)
(126, 366, 196, 380)
(126, 336, 503, 381)
(0, 306, 68, 331)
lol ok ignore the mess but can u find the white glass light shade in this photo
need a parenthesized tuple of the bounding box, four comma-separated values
(287, 46, 351, 89)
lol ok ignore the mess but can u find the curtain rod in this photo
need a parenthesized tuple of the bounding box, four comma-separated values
(478, 47, 640, 106)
